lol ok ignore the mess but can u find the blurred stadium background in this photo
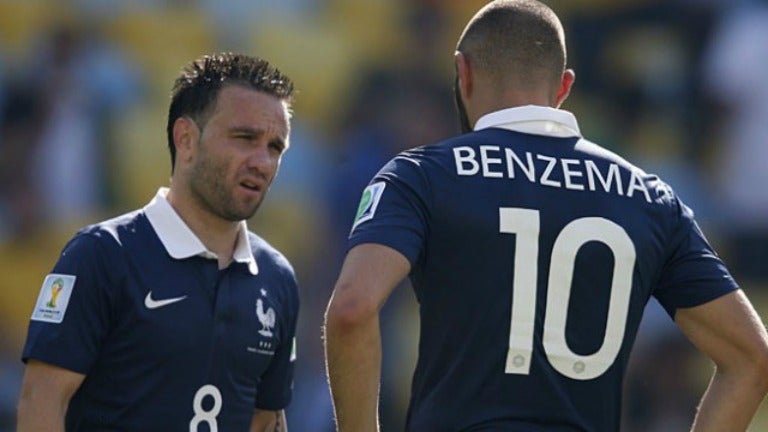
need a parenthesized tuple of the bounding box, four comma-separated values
(0, 0, 766, 430)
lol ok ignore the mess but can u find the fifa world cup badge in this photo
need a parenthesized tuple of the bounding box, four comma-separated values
(31, 274, 76, 323)
(351, 181, 386, 231)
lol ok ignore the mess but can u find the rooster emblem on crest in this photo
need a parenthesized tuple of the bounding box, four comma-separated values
(256, 298, 276, 337)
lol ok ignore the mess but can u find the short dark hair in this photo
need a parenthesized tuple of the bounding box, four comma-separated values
(457, 0, 566, 90)
(166, 52, 295, 171)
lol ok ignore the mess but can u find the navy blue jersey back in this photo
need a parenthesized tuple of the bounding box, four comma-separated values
(23, 210, 299, 431)
(348, 127, 736, 431)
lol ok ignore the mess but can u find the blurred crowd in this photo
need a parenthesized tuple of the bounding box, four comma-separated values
(0, 0, 766, 430)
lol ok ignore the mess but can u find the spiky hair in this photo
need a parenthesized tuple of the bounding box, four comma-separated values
(166, 52, 295, 171)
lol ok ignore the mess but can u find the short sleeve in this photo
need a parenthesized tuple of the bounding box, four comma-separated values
(347, 154, 431, 266)
(21, 232, 118, 374)
(254, 268, 299, 410)
(653, 198, 738, 317)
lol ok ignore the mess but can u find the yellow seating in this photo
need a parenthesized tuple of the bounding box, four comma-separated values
(101, 5, 216, 92)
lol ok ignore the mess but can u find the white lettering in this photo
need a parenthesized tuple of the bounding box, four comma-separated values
(586, 160, 623, 196)
(537, 154, 561, 187)
(454, 146, 479, 176)
(561, 158, 584, 191)
(450, 147, 650, 202)
(627, 170, 652, 203)
(480, 146, 504, 178)
(505, 149, 535, 181)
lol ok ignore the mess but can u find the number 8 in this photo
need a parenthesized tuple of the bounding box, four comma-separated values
(190, 384, 222, 432)
(501, 208, 635, 380)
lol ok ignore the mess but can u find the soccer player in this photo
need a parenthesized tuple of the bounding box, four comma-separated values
(17, 53, 299, 431)
(324, 1, 768, 431)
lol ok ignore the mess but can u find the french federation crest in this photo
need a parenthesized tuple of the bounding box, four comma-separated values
(351, 181, 386, 231)
(256, 294, 276, 338)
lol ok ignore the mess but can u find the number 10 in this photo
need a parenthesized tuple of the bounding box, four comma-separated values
(500, 207, 636, 381)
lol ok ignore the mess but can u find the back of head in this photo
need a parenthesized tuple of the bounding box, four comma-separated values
(457, 0, 566, 94)
(165, 52, 295, 172)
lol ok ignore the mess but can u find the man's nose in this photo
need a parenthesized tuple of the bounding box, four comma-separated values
(245, 142, 275, 170)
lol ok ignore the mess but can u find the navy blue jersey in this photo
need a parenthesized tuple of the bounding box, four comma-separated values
(22, 191, 299, 431)
(348, 107, 737, 431)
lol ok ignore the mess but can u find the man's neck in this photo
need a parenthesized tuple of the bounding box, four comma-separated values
(469, 85, 556, 127)
(165, 187, 239, 269)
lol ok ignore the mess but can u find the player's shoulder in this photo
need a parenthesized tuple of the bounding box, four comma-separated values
(401, 132, 480, 158)
(247, 232, 299, 310)
(394, 128, 534, 163)
(577, 137, 679, 207)
(575, 138, 636, 169)
(380, 134, 471, 176)
(68, 209, 146, 253)
(247, 232, 296, 277)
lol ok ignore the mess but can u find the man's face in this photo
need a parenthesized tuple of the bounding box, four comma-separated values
(454, 74, 473, 134)
(187, 85, 290, 222)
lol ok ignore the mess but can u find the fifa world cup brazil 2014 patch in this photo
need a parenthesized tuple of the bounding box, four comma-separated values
(352, 181, 386, 231)
(31, 274, 76, 323)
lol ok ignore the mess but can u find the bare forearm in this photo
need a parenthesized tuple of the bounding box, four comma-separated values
(274, 410, 287, 432)
(674, 292, 768, 431)
(325, 313, 382, 432)
(691, 367, 768, 432)
(325, 244, 410, 431)
(17, 360, 84, 432)
(251, 409, 287, 432)
(17, 394, 66, 432)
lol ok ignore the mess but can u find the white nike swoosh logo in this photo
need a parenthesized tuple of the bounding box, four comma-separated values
(144, 292, 187, 309)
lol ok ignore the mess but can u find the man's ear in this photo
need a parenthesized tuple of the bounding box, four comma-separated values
(555, 69, 575, 108)
(172, 117, 199, 165)
(455, 51, 473, 101)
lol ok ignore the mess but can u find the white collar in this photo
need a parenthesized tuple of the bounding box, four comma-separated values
(474, 105, 581, 138)
(143, 187, 259, 275)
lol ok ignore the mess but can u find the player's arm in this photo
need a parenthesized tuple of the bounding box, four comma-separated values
(17, 359, 85, 432)
(674, 290, 768, 432)
(250, 409, 287, 432)
(324, 243, 411, 432)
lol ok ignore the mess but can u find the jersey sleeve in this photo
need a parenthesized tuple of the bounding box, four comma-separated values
(347, 154, 431, 266)
(254, 267, 299, 410)
(21, 231, 119, 374)
(653, 196, 739, 317)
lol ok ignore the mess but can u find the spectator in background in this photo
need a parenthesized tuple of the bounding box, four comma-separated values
(701, 0, 768, 283)
(26, 24, 141, 231)
(30, 26, 104, 226)
(0, 83, 46, 239)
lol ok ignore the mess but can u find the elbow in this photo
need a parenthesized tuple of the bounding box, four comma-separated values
(746, 335, 768, 393)
(743, 354, 768, 400)
(325, 282, 380, 335)
(753, 345, 768, 393)
(721, 338, 768, 395)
